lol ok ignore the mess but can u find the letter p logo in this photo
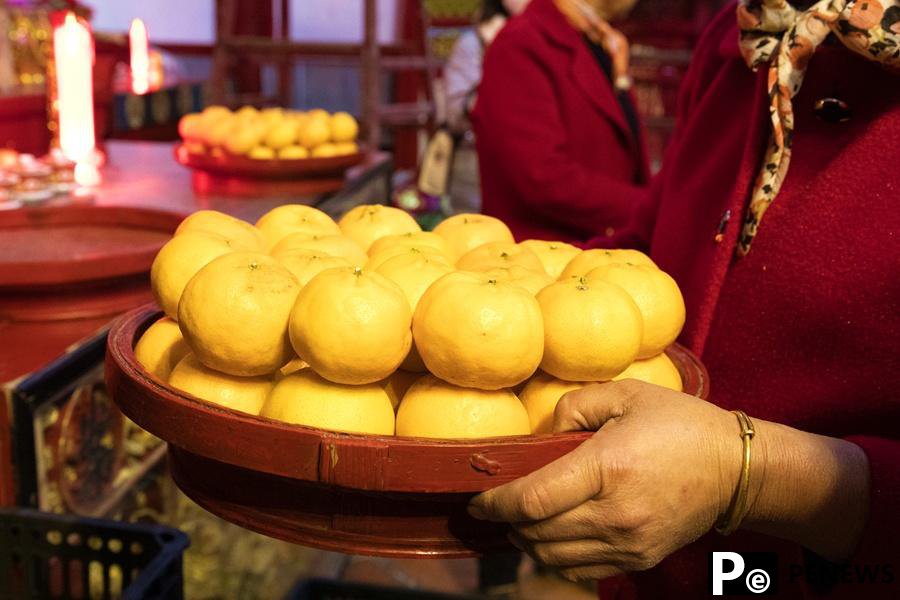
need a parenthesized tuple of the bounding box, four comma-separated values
(712, 552, 745, 595)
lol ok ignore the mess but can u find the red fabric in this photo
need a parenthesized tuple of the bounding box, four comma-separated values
(472, 0, 649, 244)
(591, 5, 900, 599)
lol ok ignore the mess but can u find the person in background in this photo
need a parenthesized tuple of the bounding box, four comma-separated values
(469, 1, 900, 598)
(472, 0, 647, 243)
(440, 0, 531, 214)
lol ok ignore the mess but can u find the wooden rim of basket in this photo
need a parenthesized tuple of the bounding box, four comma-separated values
(105, 304, 709, 493)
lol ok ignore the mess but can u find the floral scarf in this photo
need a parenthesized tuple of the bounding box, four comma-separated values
(736, 0, 900, 256)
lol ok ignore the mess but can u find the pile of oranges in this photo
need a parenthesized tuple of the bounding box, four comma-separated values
(135, 205, 685, 439)
(178, 105, 359, 160)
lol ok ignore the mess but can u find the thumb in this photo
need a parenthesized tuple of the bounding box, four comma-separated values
(553, 382, 632, 433)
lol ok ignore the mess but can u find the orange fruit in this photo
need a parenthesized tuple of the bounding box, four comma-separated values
(479, 265, 553, 296)
(255, 205, 341, 247)
(519, 371, 591, 434)
(396, 375, 530, 439)
(432, 213, 514, 258)
(134, 317, 190, 381)
(273, 249, 352, 286)
(381, 369, 423, 411)
(456, 241, 546, 274)
(289, 267, 412, 384)
(519, 240, 582, 279)
(270, 233, 368, 266)
(168, 353, 272, 415)
(366, 244, 451, 271)
(338, 204, 421, 251)
(178, 252, 300, 376)
(412, 271, 543, 390)
(536, 278, 643, 381)
(150, 231, 241, 319)
(375, 251, 454, 372)
(261, 369, 394, 435)
(585, 263, 685, 358)
(368, 231, 455, 262)
(175, 210, 264, 251)
(613, 352, 683, 392)
(559, 248, 657, 280)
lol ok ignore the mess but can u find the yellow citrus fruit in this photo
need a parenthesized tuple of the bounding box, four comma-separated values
(338, 204, 421, 251)
(289, 267, 413, 384)
(261, 369, 394, 435)
(559, 248, 657, 279)
(298, 115, 331, 149)
(278, 145, 309, 159)
(270, 233, 367, 266)
(185, 141, 205, 154)
(334, 142, 359, 155)
(178, 252, 300, 376)
(134, 317, 191, 381)
(381, 369, 423, 411)
(168, 353, 272, 415)
(235, 105, 259, 120)
(456, 241, 546, 274)
(413, 271, 544, 390)
(536, 278, 643, 381)
(330, 111, 359, 143)
(264, 120, 298, 150)
(150, 231, 239, 319)
(585, 263, 686, 358)
(613, 352, 683, 392)
(519, 240, 582, 279)
(248, 145, 275, 160)
(479, 265, 553, 296)
(203, 115, 236, 147)
(396, 375, 530, 439)
(519, 371, 590, 434)
(255, 204, 341, 247)
(366, 244, 451, 271)
(368, 231, 455, 261)
(311, 143, 339, 158)
(224, 124, 266, 155)
(175, 210, 264, 251)
(432, 213, 515, 258)
(178, 113, 203, 141)
(375, 251, 454, 372)
(273, 249, 352, 286)
(260, 107, 284, 124)
(201, 105, 231, 121)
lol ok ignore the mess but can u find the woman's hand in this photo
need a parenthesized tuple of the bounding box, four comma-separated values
(468, 379, 871, 580)
(468, 380, 744, 581)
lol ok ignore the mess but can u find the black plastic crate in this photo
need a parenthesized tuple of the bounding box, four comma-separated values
(285, 579, 485, 600)
(0, 508, 188, 600)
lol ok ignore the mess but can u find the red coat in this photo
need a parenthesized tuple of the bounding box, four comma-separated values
(592, 6, 900, 599)
(472, 0, 649, 244)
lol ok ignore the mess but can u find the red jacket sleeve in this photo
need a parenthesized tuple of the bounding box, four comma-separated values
(473, 34, 645, 233)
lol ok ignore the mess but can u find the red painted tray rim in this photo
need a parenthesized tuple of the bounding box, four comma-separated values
(106, 304, 710, 493)
(0, 204, 184, 288)
(173, 142, 365, 180)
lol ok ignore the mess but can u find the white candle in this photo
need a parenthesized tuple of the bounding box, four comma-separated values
(54, 13, 96, 164)
(130, 18, 150, 95)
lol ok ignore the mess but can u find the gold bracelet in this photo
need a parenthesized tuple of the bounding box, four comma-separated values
(715, 410, 755, 536)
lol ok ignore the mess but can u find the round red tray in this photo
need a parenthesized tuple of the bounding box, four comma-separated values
(174, 143, 365, 180)
(106, 305, 709, 558)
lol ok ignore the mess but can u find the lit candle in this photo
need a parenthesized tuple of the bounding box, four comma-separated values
(53, 13, 96, 164)
(129, 18, 150, 95)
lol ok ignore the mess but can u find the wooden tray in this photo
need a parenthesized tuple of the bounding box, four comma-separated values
(0, 204, 182, 289)
(106, 305, 710, 558)
(174, 143, 365, 180)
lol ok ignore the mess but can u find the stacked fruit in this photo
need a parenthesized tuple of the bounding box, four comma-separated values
(135, 205, 685, 439)
(177, 105, 359, 160)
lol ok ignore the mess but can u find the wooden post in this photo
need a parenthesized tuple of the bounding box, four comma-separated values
(362, 0, 380, 150)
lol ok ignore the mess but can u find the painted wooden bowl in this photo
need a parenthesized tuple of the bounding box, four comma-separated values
(173, 143, 365, 180)
(106, 305, 709, 558)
